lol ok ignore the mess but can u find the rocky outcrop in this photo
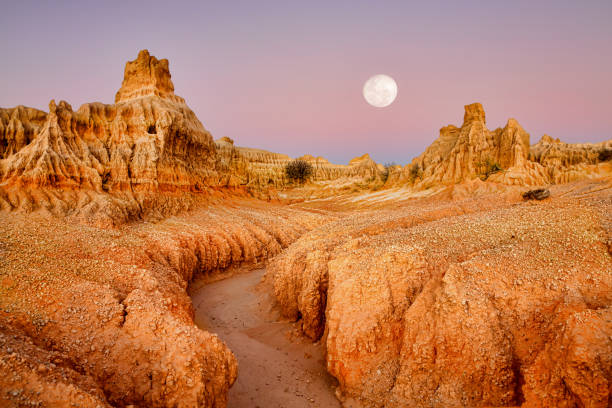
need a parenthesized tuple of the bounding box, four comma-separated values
(387, 103, 611, 189)
(0, 105, 47, 158)
(0, 49, 385, 223)
(115, 49, 183, 104)
(215, 136, 291, 191)
(215, 137, 385, 195)
(522, 188, 550, 200)
(401, 103, 547, 188)
(268, 183, 612, 407)
(0, 50, 218, 225)
(530, 134, 612, 184)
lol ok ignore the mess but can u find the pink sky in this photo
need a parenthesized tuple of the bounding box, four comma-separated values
(1, 1, 611, 164)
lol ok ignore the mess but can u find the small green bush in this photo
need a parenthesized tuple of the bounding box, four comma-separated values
(409, 163, 422, 183)
(598, 149, 612, 162)
(381, 162, 397, 183)
(478, 158, 502, 180)
(285, 159, 313, 183)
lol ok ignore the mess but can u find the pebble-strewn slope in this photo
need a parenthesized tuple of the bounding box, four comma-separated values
(268, 181, 612, 407)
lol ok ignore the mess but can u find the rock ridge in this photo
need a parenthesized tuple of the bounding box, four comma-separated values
(214, 138, 385, 195)
(0, 50, 218, 225)
(385, 103, 611, 189)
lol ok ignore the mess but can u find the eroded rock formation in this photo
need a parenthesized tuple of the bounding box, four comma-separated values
(0, 50, 339, 408)
(115, 50, 182, 103)
(214, 137, 384, 195)
(0, 105, 48, 158)
(2, 49, 611, 408)
(386, 103, 611, 189)
(268, 182, 612, 407)
(530, 134, 612, 184)
(0, 200, 332, 407)
(0, 46, 384, 224)
(411, 103, 543, 186)
(0, 50, 218, 226)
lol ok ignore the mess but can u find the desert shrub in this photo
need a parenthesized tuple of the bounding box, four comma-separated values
(522, 188, 550, 200)
(381, 162, 397, 183)
(285, 159, 313, 183)
(409, 163, 422, 183)
(598, 149, 612, 162)
(478, 158, 502, 180)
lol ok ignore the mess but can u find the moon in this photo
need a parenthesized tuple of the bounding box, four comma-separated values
(363, 74, 398, 108)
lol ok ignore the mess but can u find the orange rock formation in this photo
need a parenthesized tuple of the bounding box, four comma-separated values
(1, 50, 218, 226)
(115, 50, 182, 103)
(386, 103, 611, 189)
(530, 134, 612, 183)
(0, 200, 332, 407)
(1, 50, 611, 408)
(214, 137, 384, 198)
(268, 182, 612, 407)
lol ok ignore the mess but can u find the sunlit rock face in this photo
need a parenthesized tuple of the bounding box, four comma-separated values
(0, 105, 48, 158)
(530, 134, 612, 183)
(214, 138, 385, 195)
(410, 102, 544, 186)
(0, 50, 218, 225)
(268, 187, 612, 407)
(385, 103, 611, 189)
(115, 49, 183, 103)
(0, 48, 386, 222)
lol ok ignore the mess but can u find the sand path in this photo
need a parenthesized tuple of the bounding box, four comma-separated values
(190, 269, 340, 408)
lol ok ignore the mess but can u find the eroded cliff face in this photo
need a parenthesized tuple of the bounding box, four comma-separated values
(530, 134, 612, 184)
(214, 137, 385, 196)
(0, 47, 384, 224)
(268, 182, 612, 407)
(0, 199, 333, 407)
(0, 50, 218, 226)
(386, 103, 611, 189)
(0, 105, 48, 158)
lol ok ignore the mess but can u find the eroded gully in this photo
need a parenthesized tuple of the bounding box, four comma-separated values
(189, 269, 340, 408)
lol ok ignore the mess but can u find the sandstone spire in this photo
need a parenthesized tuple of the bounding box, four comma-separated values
(463, 102, 486, 125)
(114, 49, 182, 103)
(405, 103, 543, 187)
(0, 50, 217, 224)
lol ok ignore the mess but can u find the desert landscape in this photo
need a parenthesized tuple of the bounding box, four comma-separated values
(0, 47, 610, 408)
(3, 3, 612, 406)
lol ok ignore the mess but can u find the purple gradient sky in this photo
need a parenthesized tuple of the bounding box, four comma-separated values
(1, 1, 611, 164)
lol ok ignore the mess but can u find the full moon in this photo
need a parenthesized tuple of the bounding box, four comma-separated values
(363, 74, 398, 108)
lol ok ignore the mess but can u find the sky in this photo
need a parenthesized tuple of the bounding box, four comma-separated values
(1, 0, 611, 165)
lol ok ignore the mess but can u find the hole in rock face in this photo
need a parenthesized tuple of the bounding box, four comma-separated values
(101, 172, 111, 192)
(147, 125, 156, 134)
